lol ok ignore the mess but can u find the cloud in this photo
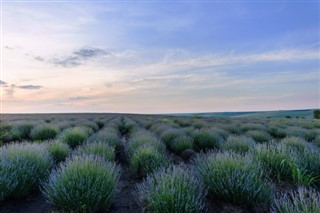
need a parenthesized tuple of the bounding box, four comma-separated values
(73, 47, 108, 58)
(52, 56, 82, 67)
(4, 46, 14, 50)
(34, 56, 45, 62)
(0, 80, 7, 85)
(17, 85, 43, 90)
(47, 47, 110, 67)
(5, 84, 16, 98)
(67, 96, 91, 101)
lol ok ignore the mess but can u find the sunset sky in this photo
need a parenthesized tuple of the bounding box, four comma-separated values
(1, 1, 319, 113)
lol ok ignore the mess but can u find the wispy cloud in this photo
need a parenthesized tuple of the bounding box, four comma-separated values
(17, 85, 42, 90)
(67, 96, 91, 101)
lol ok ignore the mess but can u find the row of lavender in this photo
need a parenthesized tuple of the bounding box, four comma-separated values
(1, 114, 320, 212)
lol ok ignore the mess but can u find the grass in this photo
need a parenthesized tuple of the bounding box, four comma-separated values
(0, 143, 53, 201)
(30, 125, 59, 141)
(272, 187, 320, 213)
(41, 155, 120, 212)
(295, 148, 320, 185)
(138, 166, 207, 213)
(193, 151, 273, 209)
(254, 143, 295, 182)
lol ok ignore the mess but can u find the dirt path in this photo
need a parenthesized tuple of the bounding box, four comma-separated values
(109, 136, 142, 213)
(0, 190, 52, 213)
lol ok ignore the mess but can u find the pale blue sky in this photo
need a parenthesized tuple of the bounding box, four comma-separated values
(1, 1, 319, 113)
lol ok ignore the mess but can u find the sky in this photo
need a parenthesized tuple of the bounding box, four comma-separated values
(0, 1, 319, 114)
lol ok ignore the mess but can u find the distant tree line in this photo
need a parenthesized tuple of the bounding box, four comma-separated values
(314, 110, 320, 119)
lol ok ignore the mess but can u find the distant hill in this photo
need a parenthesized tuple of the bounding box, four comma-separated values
(169, 109, 315, 119)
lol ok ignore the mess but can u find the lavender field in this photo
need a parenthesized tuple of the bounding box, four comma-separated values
(0, 113, 319, 213)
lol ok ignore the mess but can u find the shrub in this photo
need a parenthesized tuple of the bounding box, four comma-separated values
(138, 166, 207, 213)
(74, 141, 115, 162)
(246, 130, 272, 143)
(128, 130, 165, 157)
(182, 127, 196, 137)
(30, 125, 58, 141)
(60, 127, 89, 148)
(41, 155, 120, 212)
(254, 144, 295, 182)
(150, 123, 170, 135)
(93, 127, 120, 148)
(160, 128, 183, 146)
(193, 129, 223, 151)
(12, 123, 34, 139)
(222, 135, 256, 154)
(47, 140, 70, 163)
(130, 146, 170, 178)
(282, 137, 308, 153)
(193, 151, 273, 209)
(240, 123, 266, 132)
(272, 187, 320, 213)
(285, 127, 308, 139)
(0, 143, 53, 201)
(170, 135, 194, 155)
(295, 148, 320, 184)
(304, 130, 317, 142)
(267, 126, 286, 139)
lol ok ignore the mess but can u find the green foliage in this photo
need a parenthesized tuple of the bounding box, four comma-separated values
(282, 137, 308, 153)
(74, 141, 115, 162)
(160, 128, 183, 146)
(130, 146, 170, 178)
(314, 110, 320, 119)
(295, 149, 320, 185)
(240, 123, 266, 132)
(0, 143, 53, 201)
(12, 123, 34, 139)
(267, 126, 286, 138)
(170, 135, 194, 155)
(60, 127, 90, 148)
(93, 127, 120, 148)
(30, 125, 58, 141)
(254, 143, 295, 182)
(193, 129, 223, 151)
(42, 155, 120, 212)
(285, 126, 308, 139)
(282, 159, 318, 187)
(273, 187, 320, 213)
(222, 135, 256, 154)
(246, 130, 272, 143)
(127, 129, 165, 158)
(47, 140, 70, 163)
(194, 151, 273, 209)
(138, 166, 207, 213)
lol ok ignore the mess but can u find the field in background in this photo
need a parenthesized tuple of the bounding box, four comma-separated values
(171, 109, 314, 119)
(0, 113, 320, 212)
